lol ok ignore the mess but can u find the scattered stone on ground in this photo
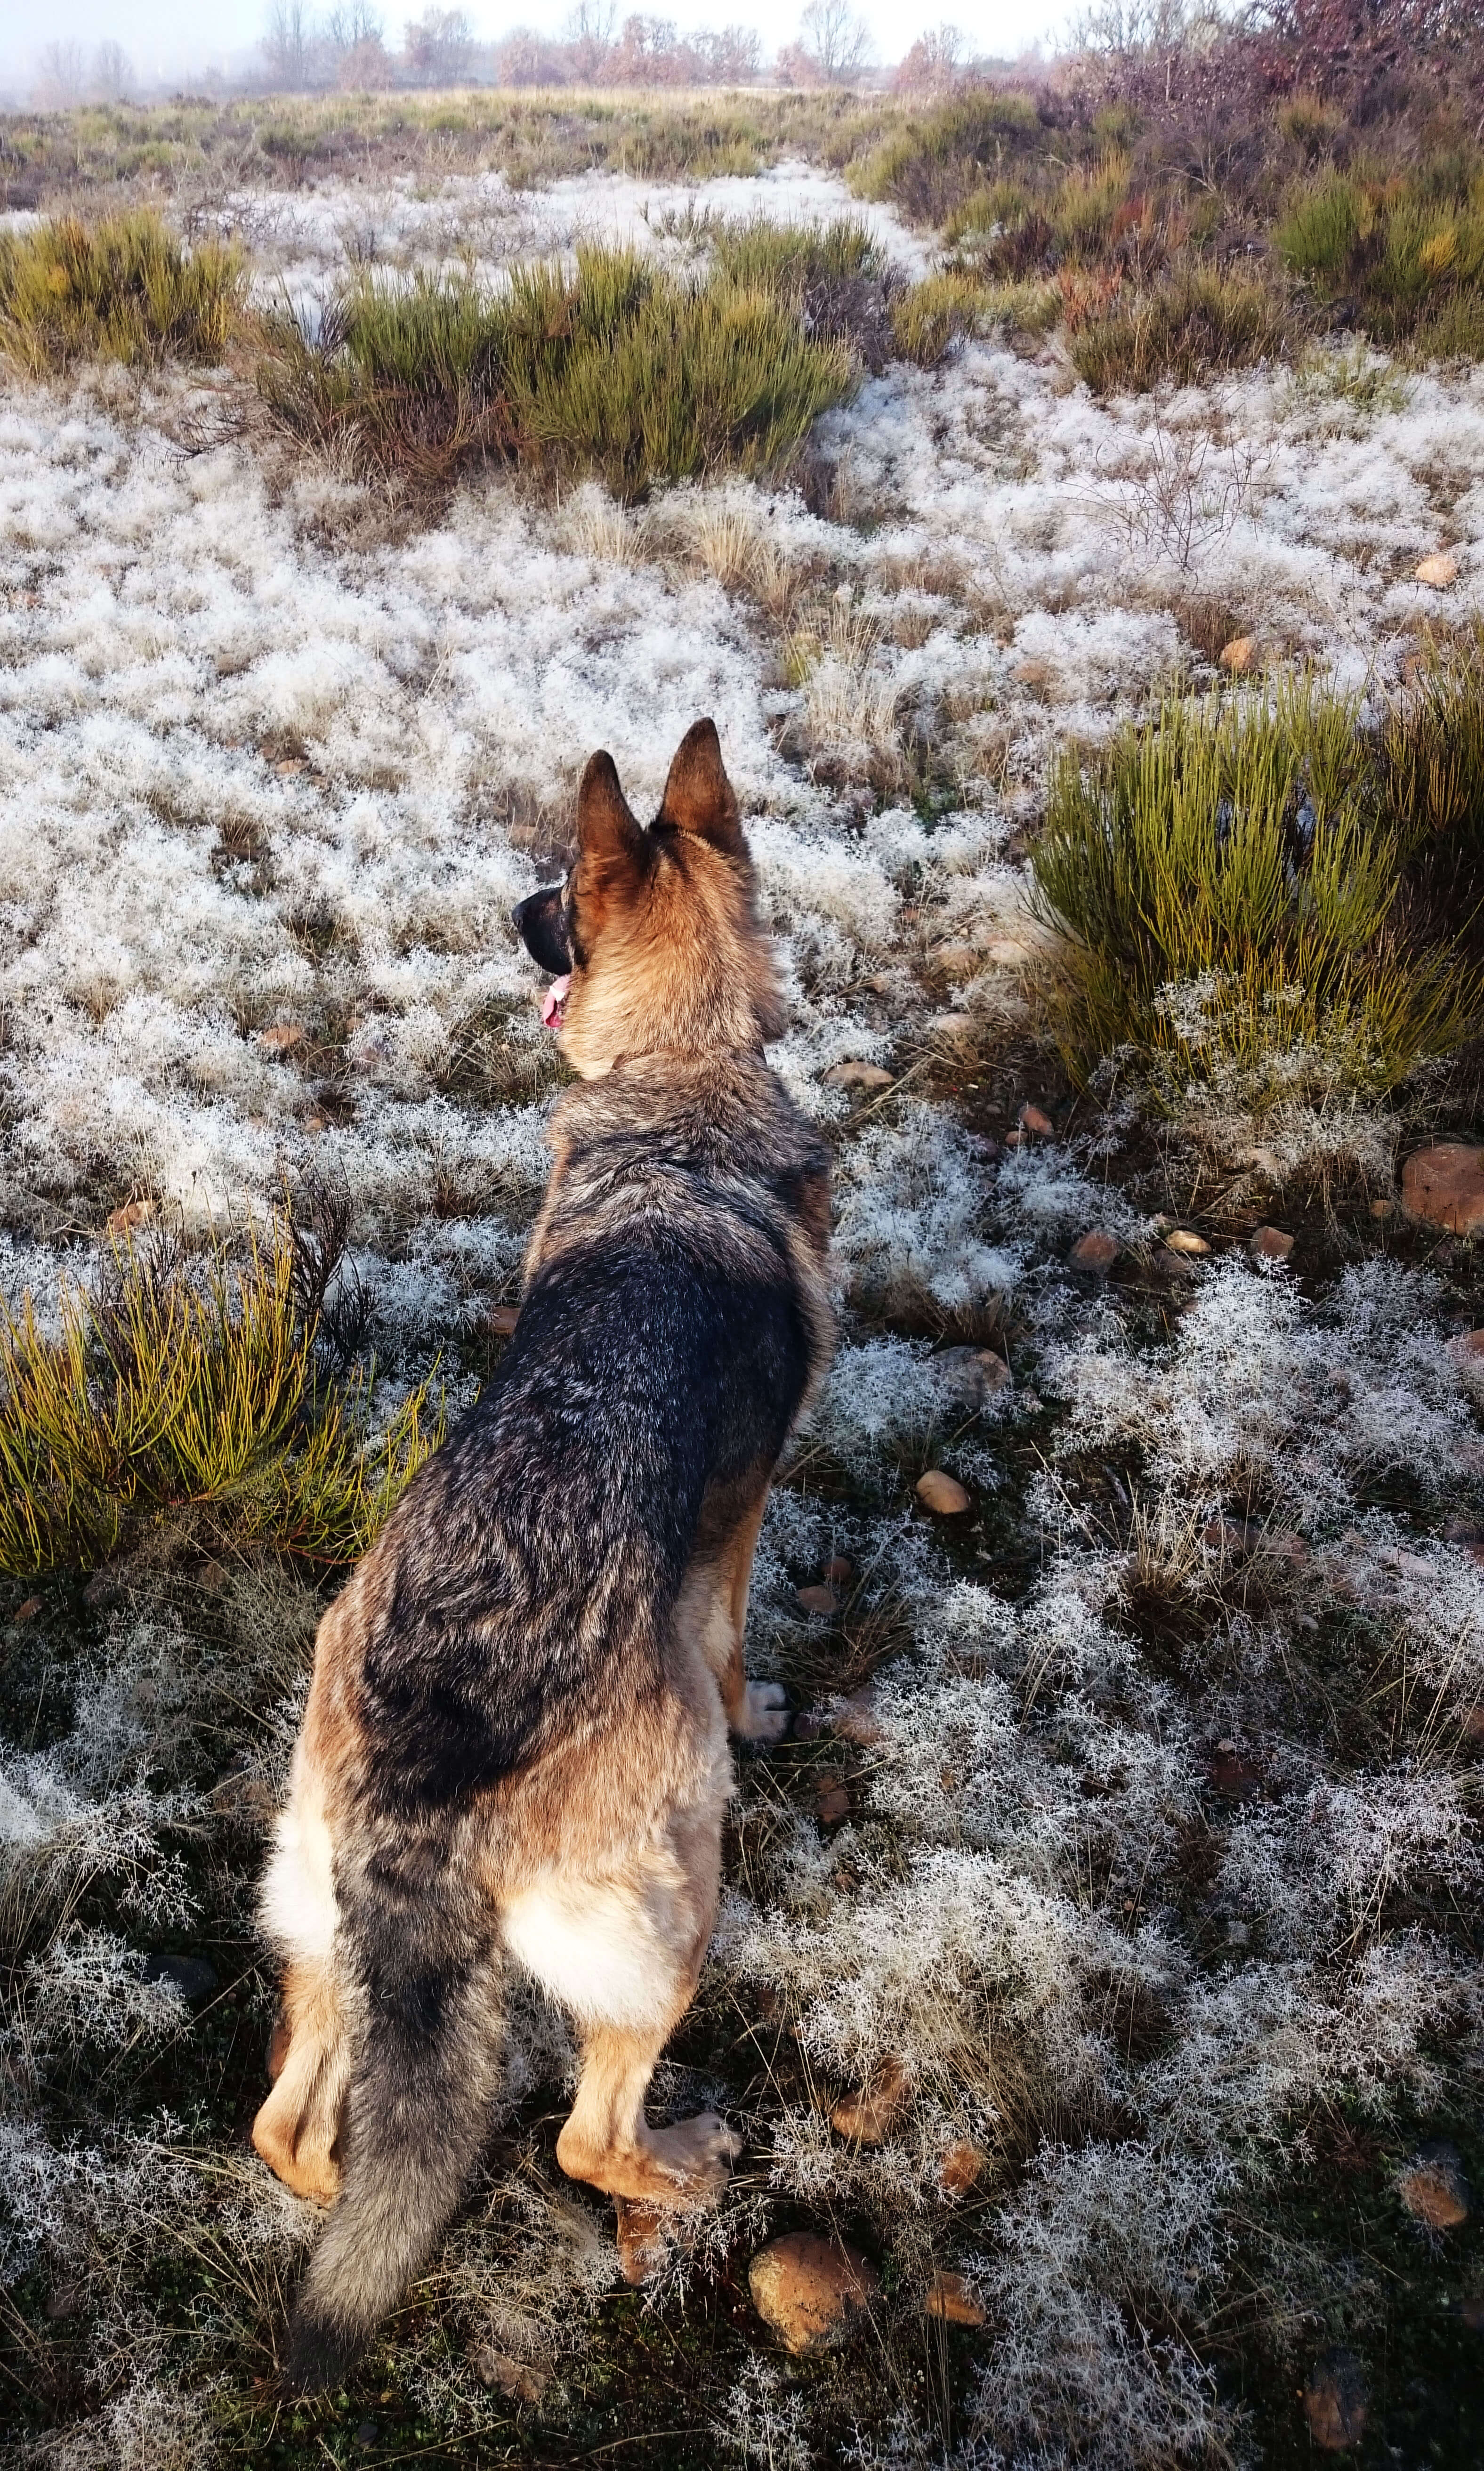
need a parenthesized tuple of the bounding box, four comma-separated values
(105, 1196, 156, 1239)
(1370, 1196, 1394, 1219)
(82, 1566, 126, 1609)
(258, 1022, 306, 1053)
(1398, 2141, 1471, 2231)
(832, 1686, 884, 1746)
(925, 2269, 986, 2325)
(1156, 1246, 1200, 1280)
(1071, 1229, 1120, 1270)
(1302, 2350, 1368, 2450)
(15, 1597, 42, 1622)
(748, 2232, 879, 2354)
(1415, 550, 1459, 587)
(1402, 1143, 1484, 1235)
(1018, 1103, 1055, 1137)
(143, 1953, 218, 2003)
(1250, 1225, 1294, 1261)
(830, 2055, 910, 2146)
(825, 1555, 854, 1586)
(917, 1469, 971, 1515)
(486, 1303, 521, 1336)
(938, 2141, 987, 2198)
(1163, 1227, 1210, 1255)
(472, 2345, 549, 2402)
(815, 1771, 851, 1823)
(824, 1059, 893, 1093)
(936, 1344, 1012, 1407)
(200, 1558, 228, 1595)
(796, 1583, 839, 1616)
(1218, 634, 1257, 671)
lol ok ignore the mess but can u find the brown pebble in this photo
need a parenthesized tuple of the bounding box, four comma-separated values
(1401, 1142, 1484, 1236)
(1163, 1227, 1210, 1255)
(471, 2344, 549, 2401)
(825, 1555, 855, 1586)
(925, 2268, 985, 2326)
(487, 1303, 521, 1337)
(824, 1060, 893, 1094)
(796, 1584, 839, 1617)
(105, 1196, 156, 1239)
(815, 1772, 851, 1823)
(748, 2232, 879, 2354)
(1250, 1225, 1294, 1262)
(1398, 2141, 1470, 2231)
(833, 1687, 884, 1747)
(1415, 550, 1459, 588)
(1018, 1103, 1054, 1138)
(916, 1470, 971, 1516)
(1218, 634, 1257, 672)
(831, 2055, 910, 2146)
(15, 1596, 43, 1623)
(938, 2140, 986, 2198)
(1369, 1196, 1394, 1220)
(258, 1022, 306, 1054)
(1302, 2350, 1367, 2450)
(1071, 1229, 1120, 1271)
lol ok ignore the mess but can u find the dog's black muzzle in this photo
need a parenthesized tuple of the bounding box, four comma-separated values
(512, 885, 573, 977)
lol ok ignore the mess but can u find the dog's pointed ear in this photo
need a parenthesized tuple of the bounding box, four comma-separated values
(657, 719, 743, 852)
(576, 751, 645, 877)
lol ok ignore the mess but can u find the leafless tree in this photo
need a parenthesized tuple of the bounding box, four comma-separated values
(263, 0, 312, 89)
(692, 22, 764, 79)
(36, 40, 87, 104)
(796, 0, 872, 83)
(326, 0, 385, 51)
(564, 0, 617, 78)
(403, 7, 475, 82)
(93, 41, 134, 100)
(894, 22, 963, 89)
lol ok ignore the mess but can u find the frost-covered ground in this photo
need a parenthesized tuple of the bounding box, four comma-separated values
(2, 164, 1483, 2468)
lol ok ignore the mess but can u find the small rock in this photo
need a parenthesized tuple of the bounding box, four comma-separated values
(200, 1558, 228, 1596)
(936, 1345, 1011, 1408)
(748, 2232, 879, 2355)
(832, 1687, 884, 1747)
(938, 2140, 987, 2198)
(486, 1302, 521, 1337)
(1218, 634, 1257, 672)
(1402, 1143, 1484, 1235)
(472, 2345, 548, 2401)
(258, 1022, 306, 1054)
(815, 1772, 851, 1823)
(105, 1196, 156, 1240)
(1398, 2140, 1471, 2231)
(15, 1596, 43, 1622)
(796, 1583, 839, 1617)
(302, 1114, 328, 1135)
(1071, 1229, 1120, 1271)
(614, 2197, 676, 2285)
(142, 1953, 218, 2005)
(1018, 1103, 1055, 1138)
(824, 1060, 893, 1094)
(1369, 1196, 1394, 1220)
(1415, 550, 1459, 588)
(1155, 1246, 1200, 1280)
(831, 2056, 909, 2146)
(1452, 1328, 1484, 1361)
(274, 756, 308, 775)
(825, 1555, 855, 1586)
(916, 1470, 971, 1516)
(1302, 2349, 1368, 2450)
(1250, 1225, 1294, 1262)
(925, 2268, 985, 2326)
(354, 2423, 378, 2452)
(1163, 1227, 1210, 1256)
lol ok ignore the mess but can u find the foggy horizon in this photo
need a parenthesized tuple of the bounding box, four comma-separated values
(0, 0, 1063, 103)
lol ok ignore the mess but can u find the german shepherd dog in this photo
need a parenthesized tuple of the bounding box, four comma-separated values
(252, 721, 833, 2386)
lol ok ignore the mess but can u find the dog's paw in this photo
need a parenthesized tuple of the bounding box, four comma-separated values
(651, 2111, 743, 2195)
(738, 1680, 789, 1743)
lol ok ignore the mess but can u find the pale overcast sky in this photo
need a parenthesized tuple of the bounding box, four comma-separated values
(0, 0, 1065, 95)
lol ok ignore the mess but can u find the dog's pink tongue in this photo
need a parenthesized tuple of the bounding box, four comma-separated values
(541, 974, 571, 1030)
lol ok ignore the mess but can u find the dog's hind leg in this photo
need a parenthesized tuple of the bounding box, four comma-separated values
(253, 1754, 349, 2205)
(505, 1806, 739, 2205)
(713, 1493, 787, 1744)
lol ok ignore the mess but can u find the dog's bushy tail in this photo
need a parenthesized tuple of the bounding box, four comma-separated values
(286, 1846, 500, 2392)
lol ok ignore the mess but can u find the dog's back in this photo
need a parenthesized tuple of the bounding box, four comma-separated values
(254, 723, 832, 2385)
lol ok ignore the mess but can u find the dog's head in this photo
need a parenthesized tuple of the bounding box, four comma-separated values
(511, 719, 785, 1078)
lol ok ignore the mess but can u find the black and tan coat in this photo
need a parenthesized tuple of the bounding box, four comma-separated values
(253, 721, 833, 2386)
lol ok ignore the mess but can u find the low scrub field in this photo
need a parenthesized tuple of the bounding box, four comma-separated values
(1, 72, 1483, 2471)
